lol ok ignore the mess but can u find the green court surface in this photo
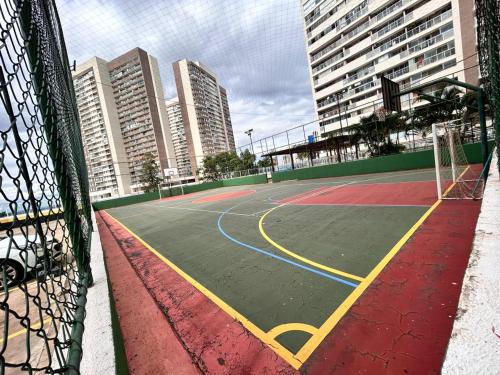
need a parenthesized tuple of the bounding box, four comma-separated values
(105, 168, 439, 364)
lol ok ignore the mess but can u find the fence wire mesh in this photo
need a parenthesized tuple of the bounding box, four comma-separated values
(0, 0, 92, 373)
(476, 0, 500, 166)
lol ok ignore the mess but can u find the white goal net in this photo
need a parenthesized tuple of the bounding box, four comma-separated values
(432, 121, 484, 200)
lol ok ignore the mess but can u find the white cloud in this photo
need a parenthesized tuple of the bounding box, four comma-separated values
(56, 0, 316, 148)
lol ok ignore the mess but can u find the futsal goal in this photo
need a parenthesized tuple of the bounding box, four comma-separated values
(432, 121, 484, 200)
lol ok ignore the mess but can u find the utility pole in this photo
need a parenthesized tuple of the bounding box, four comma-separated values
(336, 92, 347, 161)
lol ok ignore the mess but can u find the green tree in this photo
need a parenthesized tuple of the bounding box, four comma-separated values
(140, 152, 161, 192)
(215, 151, 242, 172)
(350, 112, 406, 157)
(297, 152, 309, 161)
(239, 149, 256, 170)
(201, 149, 259, 181)
(412, 84, 464, 136)
(200, 155, 222, 181)
(257, 156, 273, 168)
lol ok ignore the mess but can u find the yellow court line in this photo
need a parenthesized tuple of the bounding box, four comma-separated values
(267, 323, 318, 340)
(104, 169, 455, 367)
(294, 198, 442, 362)
(104, 211, 304, 370)
(0, 208, 63, 224)
(443, 166, 470, 197)
(0, 317, 52, 344)
(0, 280, 38, 297)
(259, 208, 364, 282)
(258, 183, 364, 282)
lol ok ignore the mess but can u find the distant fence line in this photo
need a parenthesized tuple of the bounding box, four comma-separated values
(93, 141, 490, 211)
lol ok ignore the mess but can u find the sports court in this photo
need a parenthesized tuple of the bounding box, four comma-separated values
(98, 166, 482, 370)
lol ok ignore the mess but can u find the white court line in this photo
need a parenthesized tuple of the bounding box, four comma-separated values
(265, 169, 438, 200)
(142, 204, 256, 217)
(117, 169, 439, 219)
(266, 203, 432, 208)
(276, 168, 435, 187)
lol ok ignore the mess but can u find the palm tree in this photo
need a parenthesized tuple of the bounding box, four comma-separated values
(412, 84, 464, 136)
(350, 112, 406, 157)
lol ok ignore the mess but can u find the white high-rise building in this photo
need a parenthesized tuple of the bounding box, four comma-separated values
(108, 48, 177, 192)
(301, 0, 479, 134)
(74, 48, 178, 196)
(165, 98, 193, 179)
(173, 59, 236, 178)
(73, 57, 131, 201)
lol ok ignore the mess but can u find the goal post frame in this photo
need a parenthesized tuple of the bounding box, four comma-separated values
(448, 129, 457, 182)
(432, 123, 443, 199)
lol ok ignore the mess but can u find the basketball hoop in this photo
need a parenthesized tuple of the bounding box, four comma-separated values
(375, 107, 387, 121)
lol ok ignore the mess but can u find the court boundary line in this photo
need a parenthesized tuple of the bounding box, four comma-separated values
(293, 166, 472, 362)
(216, 205, 359, 286)
(142, 204, 257, 217)
(257, 169, 453, 281)
(259, 183, 365, 282)
(103, 211, 304, 369)
(191, 189, 257, 204)
(294, 199, 442, 361)
(265, 202, 432, 208)
(101, 167, 470, 369)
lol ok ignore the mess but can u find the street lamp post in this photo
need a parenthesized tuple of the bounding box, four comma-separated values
(245, 129, 255, 155)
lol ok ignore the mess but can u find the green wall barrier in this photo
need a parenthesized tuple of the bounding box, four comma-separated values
(91, 142, 490, 210)
(272, 141, 490, 183)
(93, 174, 268, 210)
(222, 173, 268, 186)
(92, 192, 160, 211)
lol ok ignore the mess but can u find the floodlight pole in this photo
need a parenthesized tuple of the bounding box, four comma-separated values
(245, 129, 255, 155)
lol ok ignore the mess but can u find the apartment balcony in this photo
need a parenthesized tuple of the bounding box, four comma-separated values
(365, 8, 452, 63)
(312, 49, 349, 74)
(400, 28, 454, 59)
(308, 0, 375, 43)
(310, 0, 415, 66)
(347, 78, 379, 97)
(371, 13, 410, 41)
(343, 65, 375, 86)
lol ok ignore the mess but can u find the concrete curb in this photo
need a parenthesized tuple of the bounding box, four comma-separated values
(442, 150, 500, 374)
(80, 209, 116, 374)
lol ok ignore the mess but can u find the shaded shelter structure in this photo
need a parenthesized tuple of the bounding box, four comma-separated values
(263, 133, 358, 171)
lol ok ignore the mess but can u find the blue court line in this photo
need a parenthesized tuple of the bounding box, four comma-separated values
(216, 208, 358, 288)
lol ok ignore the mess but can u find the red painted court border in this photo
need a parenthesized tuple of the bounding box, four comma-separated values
(96, 213, 199, 374)
(192, 189, 256, 203)
(161, 191, 200, 202)
(97, 168, 483, 373)
(97, 210, 296, 374)
(303, 199, 481, 374)
(279, 181, 438, 206)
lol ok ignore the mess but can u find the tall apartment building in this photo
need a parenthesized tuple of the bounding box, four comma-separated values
(108, 48, 176, 191)
(73, 48, 177, 197)
(73, 57, 131, 201)
(301, 0, 479, 134)
(165, 98, 193, 178)
(173, 60, 236, 176)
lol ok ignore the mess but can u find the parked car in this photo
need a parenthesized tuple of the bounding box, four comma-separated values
(0, 235, 63, 288)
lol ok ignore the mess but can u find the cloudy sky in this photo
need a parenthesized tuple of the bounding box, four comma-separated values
(56, 0, 316, 150)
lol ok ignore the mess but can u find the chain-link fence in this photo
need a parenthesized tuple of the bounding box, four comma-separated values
(0, 0, 92, 373)
(476, 0, 500, 167)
